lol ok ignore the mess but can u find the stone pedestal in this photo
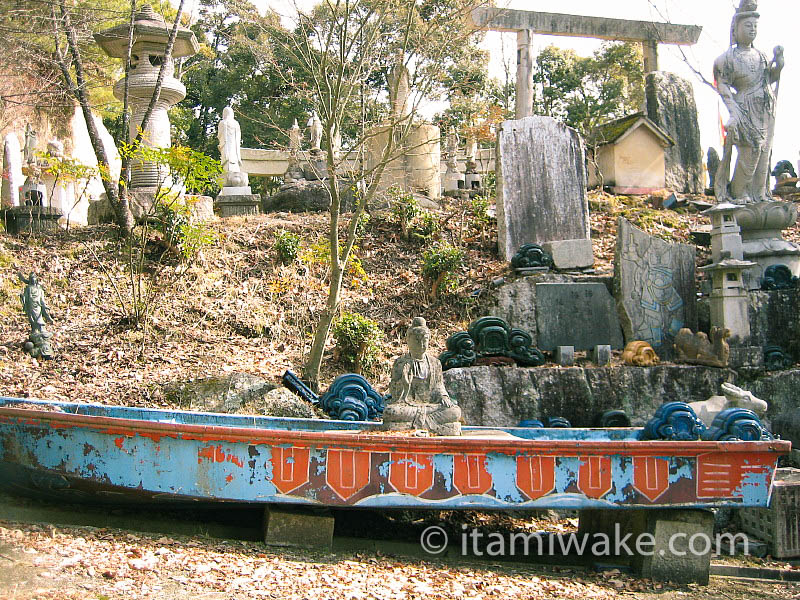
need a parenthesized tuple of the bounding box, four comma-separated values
(579, 509, 714, 584)
(3, 206, 62, 234)
(443, 165, 464, 194)
(733, 202, 800, 290)
(263, 505, 334, 550)
(365, 123, 441, 199)
(215, 190, 260, 217)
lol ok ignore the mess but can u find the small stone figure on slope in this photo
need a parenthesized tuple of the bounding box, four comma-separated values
(19, 272, 54, 359)
(384, 317, 462, 436)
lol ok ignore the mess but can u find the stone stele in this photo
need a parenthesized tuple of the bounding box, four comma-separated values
(645, 71, 704, 194)
(614, 218, 697, 359)
(496, 116, 592, 268)
(534, 282, 624, 352)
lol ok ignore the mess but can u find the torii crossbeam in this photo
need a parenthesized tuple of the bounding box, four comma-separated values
(472, 7, 702, 118)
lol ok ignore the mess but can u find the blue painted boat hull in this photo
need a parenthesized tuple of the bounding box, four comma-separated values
(0, 398, 790, 510)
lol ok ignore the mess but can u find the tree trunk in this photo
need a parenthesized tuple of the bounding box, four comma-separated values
(54, 0, 134, 235)
(303, 266, 344, 392)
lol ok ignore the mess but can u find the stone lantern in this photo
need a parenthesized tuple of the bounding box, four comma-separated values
(94, 5, 198, 190)
(702, 202, 743, 262)
(699, 259, 754, 342)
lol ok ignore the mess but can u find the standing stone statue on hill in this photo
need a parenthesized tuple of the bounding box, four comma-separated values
(713, 0, 784, 204)
(19, 272, 54, 360)
(218, 106, 246, 187)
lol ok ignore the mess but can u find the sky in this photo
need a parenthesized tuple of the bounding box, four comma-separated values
(487, 0, 800, 173)
(191, 0, 799, 172)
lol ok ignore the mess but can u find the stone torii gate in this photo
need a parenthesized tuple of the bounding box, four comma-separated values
(471, 7, 702, 119)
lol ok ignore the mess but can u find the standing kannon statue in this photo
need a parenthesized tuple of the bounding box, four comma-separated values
(19, 272, 54, 360)
(713, 0, 784, 204)
(218, 106, 247, 187)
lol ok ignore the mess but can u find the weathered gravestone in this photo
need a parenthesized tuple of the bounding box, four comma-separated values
(534, 282, 624, 352)
(2, 133, 23, 207)
(497, 116, 593, 269)
(646, 72, 704, 194)
(614, 218, 697, 359)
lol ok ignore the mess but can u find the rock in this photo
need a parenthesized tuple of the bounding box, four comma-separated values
(772, 408, 800, 448)
(645, 71, 704, 194)
(255, 387, 321, 419)
(491, 274, 617, 348)
(88, 194, 116, 225)
(263, 180, 356, 213)
(443, 365, 733, 428)
(186, 195, 214, 222)
(534, 282, 624, 352)
(496, 116, 592, 264)
(163, 373, 277, 413)
(614, 218, 697, 360)
(744, 291, 800, 361)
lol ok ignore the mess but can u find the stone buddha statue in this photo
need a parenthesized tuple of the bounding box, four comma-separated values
(713, 0, 784, 204)
(383, 317, 462, 436)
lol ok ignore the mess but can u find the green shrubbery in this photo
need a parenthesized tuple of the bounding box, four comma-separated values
(422, 243, 464, 300)
(332, 311, 384, 374)
(274, 230, 301, 264)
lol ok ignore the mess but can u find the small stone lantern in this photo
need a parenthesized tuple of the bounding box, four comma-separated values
(702, 202, 743, 262)
(94, 5, 198, 189)
(699, 259, 755, 342)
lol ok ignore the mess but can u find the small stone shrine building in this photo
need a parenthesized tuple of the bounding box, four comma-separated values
(588, 114, 674, 194)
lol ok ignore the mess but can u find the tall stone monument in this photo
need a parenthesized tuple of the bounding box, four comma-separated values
(712, 0, 798, 287)
(364, 52, 441, 199)
(496, 116, 592, 269)
(2, 133, 23, 207)
(94, 5, 198, 189)
(645, 72, 704, 194)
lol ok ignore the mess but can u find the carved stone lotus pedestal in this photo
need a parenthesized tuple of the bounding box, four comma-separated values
(734, 201, 800, 290)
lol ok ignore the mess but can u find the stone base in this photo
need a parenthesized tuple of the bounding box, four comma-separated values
(263, 506, 334, 550)
(542, 239, 594, 270)
(128, 188, 158, 220)
(728, 346, 764, 369)
(742, 253, 800, 291)
(554, 346, 575, 366)
(215, 194, 261, 217)
(2, 206, 62, 234)
(591, 345, 612, 366)
(443, 171, 464, 194)
(579, 509, 714, 585)
(218, 186, 253, 197)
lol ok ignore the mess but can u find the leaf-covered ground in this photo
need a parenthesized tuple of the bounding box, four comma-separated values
(1, 519, 798, 600)
(6, 191, 790, 407)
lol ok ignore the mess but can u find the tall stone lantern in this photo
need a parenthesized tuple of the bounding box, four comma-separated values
(94, 5, 198, 189)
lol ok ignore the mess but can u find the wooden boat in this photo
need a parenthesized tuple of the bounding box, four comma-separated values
(0, 397, 790, 509)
